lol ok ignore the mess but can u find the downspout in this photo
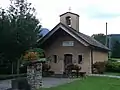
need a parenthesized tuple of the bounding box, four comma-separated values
(91, 49, 93, 73)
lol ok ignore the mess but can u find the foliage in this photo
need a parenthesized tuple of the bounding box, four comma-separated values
(106, 61, 120, 72)
(108, 58, 120, 62)
(92, 33, 120, 58)
(42, 63, 51, 72)
(91, 33, 107, 45)
(23, 51, 39, 60)
(104, 72, 120, 76)
(42, 63, 54, 77)
(23, 48, 44, 61)
(65, 63, 81, 71)
(111, 40, 120, 58)
(0, 0, 42, 74)
(93, 61, 106, 74)
(0, 0, 41, 61)
(65, 63, 81, 77)
(26, 48, 45, 58)
(0, 64, 12, 74)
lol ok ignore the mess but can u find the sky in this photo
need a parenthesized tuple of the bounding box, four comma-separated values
(1, 0, 120, 36)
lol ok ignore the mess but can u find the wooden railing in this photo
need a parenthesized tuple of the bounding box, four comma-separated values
(0, 73, 27, 80)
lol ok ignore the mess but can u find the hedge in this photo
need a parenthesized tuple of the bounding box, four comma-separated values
(92, 61, 120, 73)
(106, 61, 120, 72)
(93, 62, 106, 74)
(108, 58, 120, 62)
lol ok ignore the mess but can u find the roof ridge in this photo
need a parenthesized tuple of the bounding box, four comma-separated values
(76, 31, 106, 46)
(60, 12, 79, 17)
(62, 24, 109, 50)
(39, 23, 109, 51)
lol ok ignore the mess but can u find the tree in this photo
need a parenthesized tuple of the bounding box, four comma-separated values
(0, 9, 14, 74)
(111, 40, 120, 58)
(91, 33, 106, 45)
(0, 0, 41, 74)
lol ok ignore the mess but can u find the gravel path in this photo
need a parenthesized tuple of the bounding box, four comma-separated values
(42, 74, 120, 88)
(0, 78, 78, 89)
(2, 74, 120, 89)
(0, 80, 11, 90)
(42, 78, 79, 88)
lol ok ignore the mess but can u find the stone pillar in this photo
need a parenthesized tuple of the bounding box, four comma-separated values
(35, 62, 42, 89)
(27, 61, 42, 90)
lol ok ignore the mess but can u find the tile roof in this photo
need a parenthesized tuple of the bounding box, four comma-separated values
(38, 23, 109, 51)
(60, 23, 109, 51)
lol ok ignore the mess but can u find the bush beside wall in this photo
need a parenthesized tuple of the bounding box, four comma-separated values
(106, 61, 120, 73)
(93, 59, 120, 74)
(93, 61, 106, 74)
(42, 63, 54, 77)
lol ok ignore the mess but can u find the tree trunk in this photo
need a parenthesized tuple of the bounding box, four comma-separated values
(12, 62, 14, 74)
(17, 59, 20, 74)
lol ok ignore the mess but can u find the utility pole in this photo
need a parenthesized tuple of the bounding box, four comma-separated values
(106, 22, 111, 58)
(105, 22, 108, 47)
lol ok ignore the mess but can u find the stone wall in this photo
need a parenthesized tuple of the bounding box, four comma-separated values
(27, 62, 42, 90)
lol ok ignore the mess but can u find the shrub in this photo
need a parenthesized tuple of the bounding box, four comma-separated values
(48, 71, 55, 75)
(108, 58, 120, 62)
(65, 63, 81, 78)
(93, 61, 106, 74)
(106, 61, 120, 72)
(42, 71, 54, 77)
(42, 63, 54, 77)
(0, 66, 11, 74)
(65, 63, 81, 71)
(42, 63, 51, 72)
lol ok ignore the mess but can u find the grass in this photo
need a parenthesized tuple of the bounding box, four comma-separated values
(41, 76, 120, 90)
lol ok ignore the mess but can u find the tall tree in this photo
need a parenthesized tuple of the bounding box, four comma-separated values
(0, 0, 41, 74)
(111, 40, 120, 58)
(0, 9, 13, 74)
(91, 33, 106, 45)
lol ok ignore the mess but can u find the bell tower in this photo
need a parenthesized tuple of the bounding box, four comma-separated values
(60, 9, 79, 31)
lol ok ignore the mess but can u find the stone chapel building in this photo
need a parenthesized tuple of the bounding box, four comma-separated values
(38, 11, 109, 74)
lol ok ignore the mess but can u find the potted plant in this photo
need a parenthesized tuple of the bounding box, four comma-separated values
(22, 48, 46, 65)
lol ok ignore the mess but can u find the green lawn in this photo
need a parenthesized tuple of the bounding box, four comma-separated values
(42, 76, 120, 90)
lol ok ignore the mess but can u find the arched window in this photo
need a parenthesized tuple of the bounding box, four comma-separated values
(66, 16, 71, 26)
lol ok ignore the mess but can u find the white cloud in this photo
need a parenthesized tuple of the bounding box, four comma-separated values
(0, 0, 10, 8)
(1, 0, 120, 36)
(28, 0, 120, 36)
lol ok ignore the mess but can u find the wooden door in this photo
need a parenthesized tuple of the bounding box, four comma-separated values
(64, 54, 72, 68)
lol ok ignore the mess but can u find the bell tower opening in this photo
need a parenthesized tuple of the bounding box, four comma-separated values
(66, 16, 71, 27)
(60, 11, 79, 31)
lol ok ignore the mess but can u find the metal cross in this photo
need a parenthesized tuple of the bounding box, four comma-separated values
(69, 7, 71, 12)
